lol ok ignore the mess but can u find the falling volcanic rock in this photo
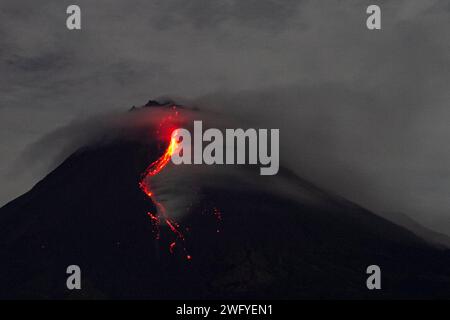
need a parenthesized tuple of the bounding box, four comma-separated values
(0, 106, 450, 299)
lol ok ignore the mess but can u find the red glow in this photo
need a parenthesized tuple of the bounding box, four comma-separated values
(141, 135, 179, 178)
(139, 107, 191, 259)
(169, 242, 176, 253)
(139, 106, 223, 261)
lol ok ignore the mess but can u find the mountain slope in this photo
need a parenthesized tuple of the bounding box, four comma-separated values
(0, 124, 449, 299)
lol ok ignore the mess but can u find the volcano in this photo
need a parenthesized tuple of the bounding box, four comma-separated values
(0, 103, 450, 299)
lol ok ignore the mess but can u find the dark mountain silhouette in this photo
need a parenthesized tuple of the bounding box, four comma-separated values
(384, 212, 450, 248)
(144, 99, 176, 108)
(1, 106, 450, 299)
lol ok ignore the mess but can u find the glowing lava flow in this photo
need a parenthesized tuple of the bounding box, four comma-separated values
(139, 107, 223, 261)
(139, 133, 192, 259)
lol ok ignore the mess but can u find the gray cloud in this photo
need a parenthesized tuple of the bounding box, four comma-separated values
(149, 0, 303, 30)
(1, 0, 450, 235)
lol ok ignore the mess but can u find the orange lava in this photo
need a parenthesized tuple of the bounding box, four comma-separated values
(139, 130, 191, 259)
(139, 106, 223, 261)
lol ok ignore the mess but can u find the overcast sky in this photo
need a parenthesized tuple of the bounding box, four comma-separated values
(1, 0, 450, 235)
